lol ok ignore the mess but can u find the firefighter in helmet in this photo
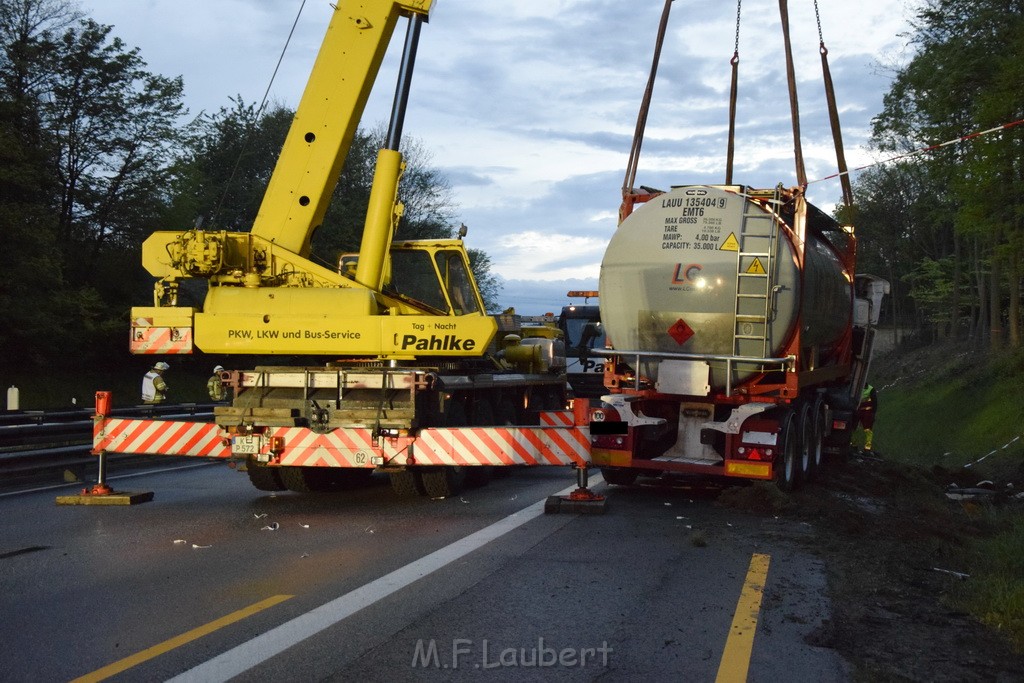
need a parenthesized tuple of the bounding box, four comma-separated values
(207, 365, 226, 402)
(142, 362, 170, 404)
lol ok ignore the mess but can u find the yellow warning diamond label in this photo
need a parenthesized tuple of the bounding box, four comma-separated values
(746, 258, 767, 275)
(720, 232, 740, 251)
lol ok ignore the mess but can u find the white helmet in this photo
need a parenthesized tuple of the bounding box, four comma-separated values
(154, 361, 170, 371)
(213, 365, 224, 373)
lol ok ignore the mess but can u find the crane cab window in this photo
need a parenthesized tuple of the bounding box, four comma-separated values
(435, 251, 480, 315)
(389, 249, 449, 312)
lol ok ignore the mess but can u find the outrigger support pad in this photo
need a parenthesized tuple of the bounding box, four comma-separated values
(56, 391, 154, 506)
(544, 463, 607, 514)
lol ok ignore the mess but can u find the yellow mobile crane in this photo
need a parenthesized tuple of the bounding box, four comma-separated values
(109, 0, 583, 498)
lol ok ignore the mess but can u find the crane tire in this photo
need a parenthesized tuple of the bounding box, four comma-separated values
(246, 457, 286, 491)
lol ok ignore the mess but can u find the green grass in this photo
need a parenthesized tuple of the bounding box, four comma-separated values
(872, 341, 1024, 652)
(955, 515, 1024, 652)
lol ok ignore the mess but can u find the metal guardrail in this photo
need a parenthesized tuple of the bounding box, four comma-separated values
(0, 404, 217, 489)
(592, 348, 796, 396)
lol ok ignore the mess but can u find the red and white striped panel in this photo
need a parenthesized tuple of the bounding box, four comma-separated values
(93, 414, 591, 468)
(94, 418, 230, 458)
(413, 425, 590, 467)
(131, 320, 193, 354)
(539, 410, 575, 427)
(269, 427, 390, 468)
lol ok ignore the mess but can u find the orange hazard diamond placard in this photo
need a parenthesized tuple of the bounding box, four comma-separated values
(668, 319, 695, 345)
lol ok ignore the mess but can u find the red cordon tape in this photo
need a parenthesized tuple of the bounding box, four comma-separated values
(809, 118, 1024, 185)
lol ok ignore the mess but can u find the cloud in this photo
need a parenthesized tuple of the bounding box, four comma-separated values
(84, 0, 912, 314)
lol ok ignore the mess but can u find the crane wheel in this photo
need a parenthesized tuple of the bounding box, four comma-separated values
(246, 457, 286, 491)
(421, 466, 466, 498)
(390, 470, 426, 497)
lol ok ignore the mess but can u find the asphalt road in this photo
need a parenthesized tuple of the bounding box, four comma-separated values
(0, 462, 849, 681)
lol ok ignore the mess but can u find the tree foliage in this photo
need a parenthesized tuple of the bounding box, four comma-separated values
(0, 0, 503, 375)
(856, 0, 1024, 349)
(1, 0, 185, 367)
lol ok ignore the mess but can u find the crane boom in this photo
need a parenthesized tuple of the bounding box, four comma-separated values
(132, 0, 498, 359)
(253, 0, 431, 256)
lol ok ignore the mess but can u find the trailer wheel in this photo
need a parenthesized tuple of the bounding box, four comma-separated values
(807, 398, 827, 478)
(245, 457, 286, 492)
(601, 467, 639, 486)
(775, 412, 800, 491)
(390, 469, 426, 497)
(421, 466, 466, 498)
(796, 402, 814, 484)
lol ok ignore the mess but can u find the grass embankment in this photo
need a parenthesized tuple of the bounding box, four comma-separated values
(871, 341, 1024, 651)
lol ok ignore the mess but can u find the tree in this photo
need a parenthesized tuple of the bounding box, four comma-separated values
(43, 19, 186, 276)
(866, 0, 1024, 350)
(166, 98, 293, 233)
(0, 1, 188, 369)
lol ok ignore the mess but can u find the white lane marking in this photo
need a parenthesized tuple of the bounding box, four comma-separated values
(167, 480, 592, 682)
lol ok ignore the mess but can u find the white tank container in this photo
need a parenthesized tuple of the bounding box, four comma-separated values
(600, 185, 852, 390)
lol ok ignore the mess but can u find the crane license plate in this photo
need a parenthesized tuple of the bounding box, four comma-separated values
(231, 435, 262, 455)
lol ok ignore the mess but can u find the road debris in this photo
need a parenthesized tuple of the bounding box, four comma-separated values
(932, 567, 970, 580)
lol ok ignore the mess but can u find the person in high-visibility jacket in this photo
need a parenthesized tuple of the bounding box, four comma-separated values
(207, 365, 226, 402)
(142, 362, 170, 404)
(856, 384, 878, 451)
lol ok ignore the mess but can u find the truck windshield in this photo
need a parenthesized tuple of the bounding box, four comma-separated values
(562, 312, 605, 351)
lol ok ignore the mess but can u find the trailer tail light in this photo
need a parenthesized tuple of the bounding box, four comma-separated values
(269, 436, 285, 454)
(737, 446, 768, 461)
(832, 418, 849, 430)
(737, 431, 776, 458)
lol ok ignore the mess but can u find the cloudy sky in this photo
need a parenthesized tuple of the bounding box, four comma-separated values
(83, 0, 916, 314)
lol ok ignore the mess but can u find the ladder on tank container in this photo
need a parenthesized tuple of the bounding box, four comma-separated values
(731, 188, 781, 366)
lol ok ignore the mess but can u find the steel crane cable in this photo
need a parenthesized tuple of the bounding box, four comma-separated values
(210, 0, 309, 230)
(815, 0, 855, 213)
(725, 0, 742, 185)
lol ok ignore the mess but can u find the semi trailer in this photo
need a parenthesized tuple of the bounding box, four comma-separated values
(591, 184, 888, 489)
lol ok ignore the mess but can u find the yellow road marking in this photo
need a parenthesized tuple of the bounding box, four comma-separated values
(72, 594, 293, 683)
(715, 553, 771, 683)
